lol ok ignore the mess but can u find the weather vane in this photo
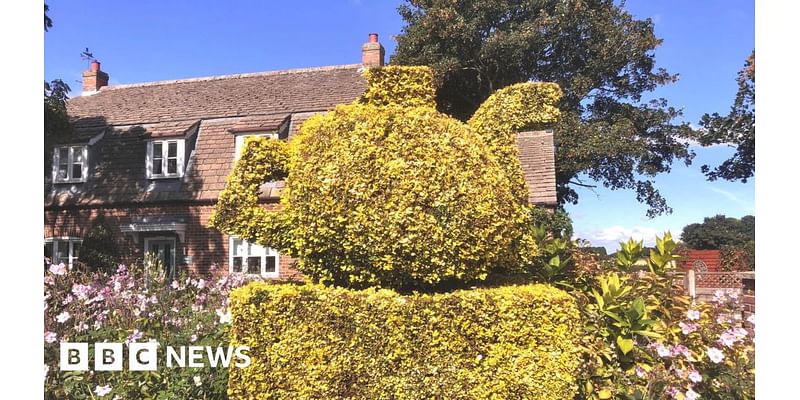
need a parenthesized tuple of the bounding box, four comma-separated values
(80, 47, 95, 68)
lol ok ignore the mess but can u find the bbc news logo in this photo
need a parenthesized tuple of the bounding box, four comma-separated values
(60, 342, 251, 371)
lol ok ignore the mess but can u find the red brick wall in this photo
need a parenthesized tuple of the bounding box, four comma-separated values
(44, 203, 302, 281)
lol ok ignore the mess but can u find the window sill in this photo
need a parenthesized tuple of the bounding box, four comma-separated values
(148, 175, 184, 180)
(53, 179, 86, 184)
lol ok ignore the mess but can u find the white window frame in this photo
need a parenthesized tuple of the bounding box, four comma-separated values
(146, 139, 185, 179)
(234, 132, 278, 159)
(44, 237, 82, 269)
(52, 145, 88, 183)
(228, 236, 280, 278)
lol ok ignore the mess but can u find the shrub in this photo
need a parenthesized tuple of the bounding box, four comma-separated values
(210, 66, 563, 289)
(77, 215, 120, 273)
(44, 261, 258, 399)
(532, 233, 755, 399)
(227, 282, 582, 400)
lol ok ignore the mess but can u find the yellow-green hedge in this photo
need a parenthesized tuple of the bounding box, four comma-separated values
(228, 282, 582, 399)
(210, 66, 563, 289)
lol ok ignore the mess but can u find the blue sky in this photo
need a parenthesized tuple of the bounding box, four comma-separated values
(44, 0, 755, 252)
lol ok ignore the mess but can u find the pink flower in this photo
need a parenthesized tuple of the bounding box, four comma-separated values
(62, 294, 74, 305)
(44, 275, 55, 285)
(196, 279, 206, 290)
(171, 280, 180, 290)
(635, 365, 647, 378)
(747, 314, 755, 325)
(49, 263, 66, 275)
(671, 344, 690, 358)
(679, 321, 698, 335)
(686, 309, 701, 321)
(685, 388, 699, 400)
(656, 343, 671, 358)
(125, 329, 144, 344)
(44, 331, 57, 344)
(706, 347, 725, 363)
(689, 370, 703, 383)
(190, 334, 198, 343)
(56, 311, 71, 323)
(94, 384, 112, 397)
(72, 284, 92, 301)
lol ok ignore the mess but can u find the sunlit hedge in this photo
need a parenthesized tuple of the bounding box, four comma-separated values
(227, 282, 582, 399)
(210, 66, 562, 289)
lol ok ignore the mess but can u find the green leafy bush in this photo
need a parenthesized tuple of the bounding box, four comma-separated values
(77, 215, 120, 273)
(210, 66, 563, 289)
(227, 282, 582, 399)
(532, 233, 755, 399)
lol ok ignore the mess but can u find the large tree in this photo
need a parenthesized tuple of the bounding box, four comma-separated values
(695, 51, 755, 182)
(44, 3, 72, 140)
(680, 214, 754, 250)
(392, 0, 694, 217)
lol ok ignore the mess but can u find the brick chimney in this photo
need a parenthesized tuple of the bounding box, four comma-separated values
(361, 33, 385, 68)
(82, 60, 109, 95)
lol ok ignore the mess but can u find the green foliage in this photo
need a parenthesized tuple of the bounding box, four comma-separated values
(77, 215, 120, 273)
(211, 66, 564, 290)
(392, 0, 695, 217)
(695, 51, 755, 182)
(228, 282, 582, 400)
(680, 214, 755, 250)
(720, 242, 755, 272)
(530, 232, 754, 399)
(45, 3, 53, 31)
(531, 206, 574, 239)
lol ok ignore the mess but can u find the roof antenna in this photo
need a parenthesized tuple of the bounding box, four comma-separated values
(80, 47, 95, 68)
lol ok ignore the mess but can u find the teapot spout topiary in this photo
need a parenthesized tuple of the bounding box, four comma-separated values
(209, 65, 562, 289)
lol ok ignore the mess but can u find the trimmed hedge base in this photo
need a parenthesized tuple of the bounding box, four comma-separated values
(228, 282, 582, 399)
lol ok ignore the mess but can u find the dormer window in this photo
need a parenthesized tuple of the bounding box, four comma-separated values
(147, 139, 185, 178)
(234, 132, 278, 158)
(53, 145, 88, 183)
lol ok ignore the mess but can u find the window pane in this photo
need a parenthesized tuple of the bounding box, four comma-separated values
(71, 163, 82, 179)
(58, 165, 68, 180)
(153, 143, 163, 159)
(55, 240, 68, 265)
(167, 158, 177, 174)
(168, 142, 177, 157)
(246, 257, 261, 274)
(232, 238, 243, 256)
(72, 147, 84, 162)
(153, 160, 163, 175)
(265, 256, 276, 273)
(59, 148, 69, 164)
(249, 243, 266, 256)
(72, 241, 81, 259)
(232, 257, 243, 273)
(45, 242, 53, 261)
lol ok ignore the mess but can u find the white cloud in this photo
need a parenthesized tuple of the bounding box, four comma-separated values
(591, 225, 660, 243)
(708, 187, 755, 212)
(576, 225, 671, 252)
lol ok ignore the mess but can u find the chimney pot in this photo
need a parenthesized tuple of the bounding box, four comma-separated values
(362, 33, 385, 68)
(90, 60, 101, 72)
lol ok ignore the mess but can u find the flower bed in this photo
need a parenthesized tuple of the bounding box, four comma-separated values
(44, 262, 258, 399)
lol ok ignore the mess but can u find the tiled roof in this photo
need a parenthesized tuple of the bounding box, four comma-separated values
(67, 64, 367, 126)
(47, 64, 557, 208)
(516, 130, 557, 206)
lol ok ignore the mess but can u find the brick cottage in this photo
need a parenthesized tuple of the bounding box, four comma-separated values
(44, 34, 557, 280)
